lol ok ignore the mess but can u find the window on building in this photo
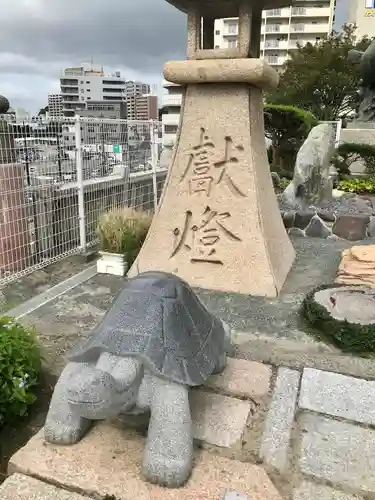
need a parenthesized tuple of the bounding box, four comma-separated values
(215, 30, 220, 35)
(215, 45, 220, 48)
(164, 125, 178, 134)
(228, 23, 237, 34)
(227, 39, 237, 48)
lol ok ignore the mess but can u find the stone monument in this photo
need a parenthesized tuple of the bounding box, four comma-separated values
(128, 0, 296, 297)
(44, 271, 230, 488)
(281, 123, 335, 209)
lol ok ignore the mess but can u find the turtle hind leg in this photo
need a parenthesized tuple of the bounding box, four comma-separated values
(44, 362, 92, 445)
(142, 377, 193, 488)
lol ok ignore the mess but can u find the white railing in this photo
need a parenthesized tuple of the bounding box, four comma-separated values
(0, 116, 166, 284)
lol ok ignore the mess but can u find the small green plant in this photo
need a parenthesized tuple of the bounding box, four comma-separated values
(338, 177, 375, 194)
(97, 208, 152, 267)
(332, 143, 375, 177)
(279, 178, 291, 190)
(0, 317, 42, 427)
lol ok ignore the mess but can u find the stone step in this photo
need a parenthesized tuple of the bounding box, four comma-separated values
(0, 473, 94, 500)
(116, 357, 271, 450)
(8, 425, 284, 500)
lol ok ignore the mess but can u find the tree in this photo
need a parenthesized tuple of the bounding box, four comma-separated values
(38, 106, 48, 116)
(331, 142, 375, 177)
(264, 104, 318, 176)
(267, 24, 373, 121)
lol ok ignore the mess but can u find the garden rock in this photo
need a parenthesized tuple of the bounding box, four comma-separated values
(281, 123, 335, 209)
(281, 211, 295, 229)
(305, 215, 332, 238)
(367, 216, 375, 237)
(333, 215, 370, 241)
(271, 172, 280, 188)
(44, 271, 231, 489)
(317, 210, 336, 223)
(294, 211, 315, 230)
(288, 227, 306, 238)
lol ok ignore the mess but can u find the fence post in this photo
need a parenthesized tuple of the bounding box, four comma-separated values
(150, 120, 159, 212)
(75, 114, 86, 251)
(335, 119, 342, 149)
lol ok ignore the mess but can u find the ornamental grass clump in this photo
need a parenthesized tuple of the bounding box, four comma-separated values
(0, 317, 42, 427)
(97, 207, 152, 267)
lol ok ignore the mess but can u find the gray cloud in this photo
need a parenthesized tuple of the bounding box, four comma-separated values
(0, 0, 349, 113)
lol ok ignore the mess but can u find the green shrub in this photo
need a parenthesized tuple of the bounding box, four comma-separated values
(302, 284, 375, 354)
(332, 143, 375, 177)
(264, 104, 318, 176)
(97, 207, 152, 267)
(0, 317, 42, 427)
(279, 178, 291, 190)
(338, 177, 375, 194)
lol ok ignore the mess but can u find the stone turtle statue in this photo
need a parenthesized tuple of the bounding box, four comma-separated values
(44, 271, 231, 488)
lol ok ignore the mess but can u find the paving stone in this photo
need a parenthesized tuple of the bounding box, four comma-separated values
(259, 367, 300, 472)
(293, 481, 364, 500)
(0, 473, 93, 500)
(299, 413, 375, 493)
(190, 391, 251, 448)
(300, 368, 375, 425)
(9, 425, 284, 500)
(206, 358, 272, 400)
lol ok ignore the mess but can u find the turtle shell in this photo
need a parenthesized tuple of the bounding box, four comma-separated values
(67, 271, 227, 386)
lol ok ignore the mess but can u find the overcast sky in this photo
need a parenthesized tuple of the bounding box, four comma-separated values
(1, 0, 349, 114)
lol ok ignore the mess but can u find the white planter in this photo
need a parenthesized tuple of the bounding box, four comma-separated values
(97, 251, 128, 276)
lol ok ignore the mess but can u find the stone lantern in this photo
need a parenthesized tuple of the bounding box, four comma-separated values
(129, 0, 296, 297)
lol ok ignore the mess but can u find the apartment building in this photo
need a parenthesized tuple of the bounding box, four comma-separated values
(214, 0, 336, 70)
(60, 63, 126, 117)
(161, 80, 183, 146)
(125, 81, 151, 119)
(48, 94, 63, 118)
(126, 94, 158, 120)
(348, 0, 375, 40)
(161, 0, 336, 145)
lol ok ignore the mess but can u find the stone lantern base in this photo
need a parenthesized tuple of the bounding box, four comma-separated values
(129, 58, 295, 297)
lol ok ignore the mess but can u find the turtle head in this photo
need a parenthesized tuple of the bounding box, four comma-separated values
(67, 367, 123, 420)
(67, 356, 144, 420)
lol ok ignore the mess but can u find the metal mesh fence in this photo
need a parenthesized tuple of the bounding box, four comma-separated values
(0, 116, 166, 284)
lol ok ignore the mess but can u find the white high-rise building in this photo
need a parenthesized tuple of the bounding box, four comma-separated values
(161, 0, 336, 146)
(348, 0, 375, 40)
(48, 93, 63, 118)
(60, 63, 126, 117)
(215, 0, 336, 71)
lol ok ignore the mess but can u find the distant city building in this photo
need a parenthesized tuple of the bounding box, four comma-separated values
(125, 81, 151, 119)
(60, 63, 126, 117)
(126, 94, 158, 121)
(348, 0, 375, 40)
(48, 94, 63, 118)
(161, 80, 183, 146)
(62, 100, 127, 148)
(214, 0, 336, 71)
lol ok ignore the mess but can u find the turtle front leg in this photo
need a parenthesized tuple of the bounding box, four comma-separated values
(44, 362, 92, 445)
(142, 377, 193, 488)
